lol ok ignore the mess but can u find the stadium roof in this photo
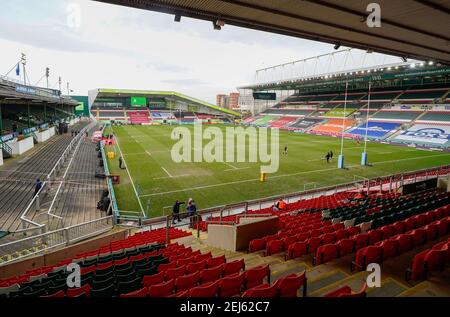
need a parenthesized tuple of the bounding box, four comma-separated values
(90, 88, 240, 116)
(0, 77, 78, 105)
(95, 0, 450, 64)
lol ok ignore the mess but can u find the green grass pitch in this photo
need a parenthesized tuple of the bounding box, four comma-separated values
(104, 124, 450, 218)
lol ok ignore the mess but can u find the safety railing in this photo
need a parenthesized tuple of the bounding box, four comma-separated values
(0, 216, 114, 265)
(0, 141, 13, 157)
(17, 121, 95, 234)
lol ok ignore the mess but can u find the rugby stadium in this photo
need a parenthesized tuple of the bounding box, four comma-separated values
(0, 0, 450, 307)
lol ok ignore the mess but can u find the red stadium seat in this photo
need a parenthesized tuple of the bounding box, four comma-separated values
(248, 238, 265, 253)
(242, 283, 278, 297)
(322, 232, 336, 244)
(195, 251, 212, 263)
(354, 233, 370, 250)
(287, 241, 307, 260)
(407, 249, 428, 281)
(223, 259, 245, 276)
(393, 221, 406, 235)
(189, 281, 219, 297)
(282, 236, 297, 250)
(41, 290, 65, 298)
(266, 239, 284, 256)
(424, 224, 439, 241)
(207, 255, 226, 268)
(67, 284, 91, 297)
(424, 249, 447, 274)
(274, 272, 307, 297)
(177, 256, 195, 267)
(143, 271, 165, 287)
(335, 229, 349, 241)
(295, 232, 310, 242)
(325, 283, 367, 297)
(186, 260, 208, 274)
(368, 229, 383, 245)
(310, 229, 323, 238)
(120, 287, 147, 298)
(347, 226, 361, 237)
(218, 273, 245, 297)
(307, 237, 323, 254)
(337, 238, 355, 257)
(157, 262, 177, 273)
(351, 246, 382, 271)
(244, 264, 270, 289)
(175, 271, 200, 292)
(148, 279, 175, 297)
(200, 265, 224, 284)
(378, 239, 398, 260)
(332, 223, 345, 231)
(314, 244, 339, 265)
(381, 225, 396, 240)
(407, 229, 427, 247)
(405, 218, 416, 231)
(165, 265, 187, 280)
(436, 218, 449, 236)
(322, 225, 334, 234)
(391, 234, 414, 254)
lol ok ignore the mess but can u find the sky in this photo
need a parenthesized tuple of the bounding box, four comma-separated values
(0, 0, 401, 104)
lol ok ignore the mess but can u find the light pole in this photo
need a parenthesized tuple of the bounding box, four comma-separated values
(45, 67, 50, 89)
(20, 53, 26, 85)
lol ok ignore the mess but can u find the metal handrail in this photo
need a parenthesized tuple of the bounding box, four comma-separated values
(18, 120, 94, 233)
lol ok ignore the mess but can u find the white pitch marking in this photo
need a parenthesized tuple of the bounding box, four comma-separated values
(224, 167, 251, 172)
(139, 152, 450, 198)
(161, 167, 173, 178)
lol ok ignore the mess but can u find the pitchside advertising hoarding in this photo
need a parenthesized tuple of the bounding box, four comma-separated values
(394, 124, 450, 146)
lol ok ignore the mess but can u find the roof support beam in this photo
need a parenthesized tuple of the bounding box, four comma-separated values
(302, 0, 450, 42)
(413, 0, 450, 15)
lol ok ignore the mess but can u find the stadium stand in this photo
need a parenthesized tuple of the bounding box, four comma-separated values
(310, 119, 356, 136)
(391, 124, 450, 148)
(369, 111, 422, 122)
(46, 126, 108, 229)
(0, 121, 90, 233)
(347, 121, 402, 139)
(127, 111, 151, 125)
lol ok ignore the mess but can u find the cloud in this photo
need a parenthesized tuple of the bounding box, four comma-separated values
(161, 78, 210, 86)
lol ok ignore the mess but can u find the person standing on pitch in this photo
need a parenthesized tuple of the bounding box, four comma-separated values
(325, 152, 330, 163)
(330, 150, 333, 160)
(119, 156, 125, 169)
(172, 200, 184, 224)
(283, 145, 288, 155)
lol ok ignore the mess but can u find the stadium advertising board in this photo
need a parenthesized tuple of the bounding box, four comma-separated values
(290, 118, 323, 129)
(23, 127, 37, 135)
(253, 92, 276, 100)
(0, 133, 15, 142)
(402, 178, 438, 195)
(325, 109, 356, 117)
(131, 96, 147, 106)
(347, 121, 401, 138)
(394, 124, 450, 146)
(76, 102, 84, 111)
